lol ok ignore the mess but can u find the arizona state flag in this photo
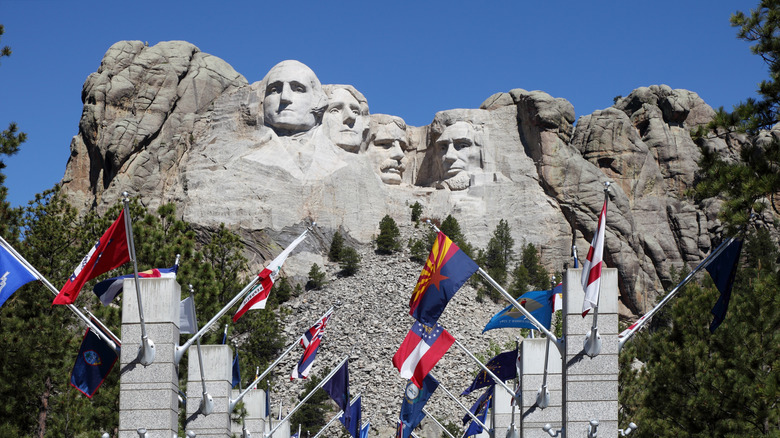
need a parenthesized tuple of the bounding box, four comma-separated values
(54, 210, 130, 305)
(409, 232, 478, 326)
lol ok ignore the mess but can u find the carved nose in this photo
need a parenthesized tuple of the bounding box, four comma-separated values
(443, 143, 458, 162)
(390, 141, 404, 160)
(343, 111, 356, 126)
(279, 84, 293, 104)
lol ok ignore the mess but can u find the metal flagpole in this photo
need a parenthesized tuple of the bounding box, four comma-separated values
(421, 407, 456, 438)
(617, 235, 739, 351)
(453, 339, 517, 399)
(429, 373, 489, 431)
(231, 306, 335, 411)
(311, 393, 361, 438)
(82, 306, 121, 348)
(175, 275, 260, 364)
(583, 182, 610, 358)
(232, 344, 250, 438)
(425, 221, 564, 356)
(506, 338, 520, 438)
(188, 284, 214, 416)
(0, 235, 121, 353)
(176, 225, 313, 364)
(536, 278, 557, 409)
(266, 355, 350, 437)
(122, 193, 155, 366)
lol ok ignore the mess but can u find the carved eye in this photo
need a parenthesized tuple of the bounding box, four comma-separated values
(267, 85, 279, 94)
(329, 107, 341, 114)
(455, 140, 472, 150)
(293, 84, 306, 92)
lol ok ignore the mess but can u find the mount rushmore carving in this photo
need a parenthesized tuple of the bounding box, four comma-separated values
(60, 40, 748, 317)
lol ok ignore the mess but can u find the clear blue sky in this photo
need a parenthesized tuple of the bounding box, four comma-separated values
(0, 0, 766, 207)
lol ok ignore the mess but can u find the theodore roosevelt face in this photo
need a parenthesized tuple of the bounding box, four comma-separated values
(368, 116, 408, 185)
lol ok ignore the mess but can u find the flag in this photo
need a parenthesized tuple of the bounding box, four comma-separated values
(70, 328, 119, 398)
(708, 238, 743, 332)
(581, 197, 607, 316)
(360, 421, 370, 438)
(399, 374, 439, 438)
(179, 296, 197, 334)
(222, 324, 228, 344)
(232, 349, 241, 388)
(552, 286, 563, 312)
(395, 420, 404, 438)
(233, 229, 309, 322)
(392, 321, 455, 388)
(339, 396, 362, 438)
(291, 309, 333, 380)
(0, 241, 38, 308)
(460, 349, 518, 396)
(323, 361, 350, 413)
(409, 231, 478, 327)
(55, 210, 130, 305)
(463, 386, 493, 436)
(462, 385, 494, 425)
(93, 264, 178, 305)
(482, 285, 560, 333)
(265, 384, 271, 418)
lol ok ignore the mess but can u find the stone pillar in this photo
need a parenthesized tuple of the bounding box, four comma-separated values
(562, 268, 619, 437)
(118, 278, 181, 438)
(490, 383, 514, 437)
(186, 344, 233, 437)
(520, 337, 562, 437)
(230, 389, 268, 436)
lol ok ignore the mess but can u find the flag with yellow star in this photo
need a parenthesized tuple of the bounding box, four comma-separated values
(409, 231, 478, 327)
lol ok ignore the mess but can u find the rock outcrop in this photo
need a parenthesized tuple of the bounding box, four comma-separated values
(61, 41, 743, 319)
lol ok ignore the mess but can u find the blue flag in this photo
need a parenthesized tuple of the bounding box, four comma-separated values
(707, 238, 743, 333)
(92, 265, 178, 305)
(70, 328, 118, 398)
(360, 421, 370, 438)
(483, 285, 560, 332)
(232, 349, 241, 388)
(461, 349, 517, 396)
(339, 396, 362, 438)
(0, 242, 37, 308)
(400, 374, 439, 438)
(324, 362, 350, 413)
(463, 385, 493, 435)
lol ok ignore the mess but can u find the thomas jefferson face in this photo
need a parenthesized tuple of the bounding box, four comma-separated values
(368, 118, 408, 185)
(323, 88, 366, 152)
(263, 61, 324, 134)
(436, 121, 481, 190)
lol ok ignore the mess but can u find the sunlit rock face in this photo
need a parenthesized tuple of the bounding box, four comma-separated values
(62, 41, 740, 317)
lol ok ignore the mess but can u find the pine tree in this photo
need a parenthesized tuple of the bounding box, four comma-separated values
(0, 25, 25, 240)
(376, 214, 401, 254)
(619, 229, 779, 436)
(509, 243, 551, 297)
(410, 201, 423, 223)
(478, 219, 514, 302)
(329, 231, 344, 262)
(339, 246, 361, 276)
(692, 1, 780, 229)
(306, 263, 326, 290)
(290, 371, 332, 434)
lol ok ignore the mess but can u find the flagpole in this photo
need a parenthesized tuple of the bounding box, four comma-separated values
(312, 415, 342, 438)
(429, 373, 489, 431)
(230, 306, 336, 411)
(536, 278, 556, 409)
(122, 193, 155, 366)
(175, 275, 260, 364)
(312, 393, 361, 438)
(233, 341, 250, 438)
(266, 355, 350, 438)
(0, 235, 120, 353)
(426, 221, 564, 356)
(421, 407, 456, 438)
(617, 235, 739, 351)
(583, 183, 610, 358)
(453, 339, 517, 399)
(82, 306, 121, 347)
(177, 225, 314, 364)
(188, 284, 214, 416)
(506, 337, 520, 438)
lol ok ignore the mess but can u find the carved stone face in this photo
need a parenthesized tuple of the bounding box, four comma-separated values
(436, 121, 481, 190)
(323, 88, 365, 152)
(369, 119, 408, 185)
(263, 61, 324, 134)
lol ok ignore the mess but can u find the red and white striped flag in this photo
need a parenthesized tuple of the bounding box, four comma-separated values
(581, 197, 607, 316)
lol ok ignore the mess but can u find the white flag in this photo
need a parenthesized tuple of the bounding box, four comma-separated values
(581, 197, 607, 316)
(179, 296, 197, 334)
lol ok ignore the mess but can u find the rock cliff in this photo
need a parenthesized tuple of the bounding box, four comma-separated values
(61, 40, 745, 319)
